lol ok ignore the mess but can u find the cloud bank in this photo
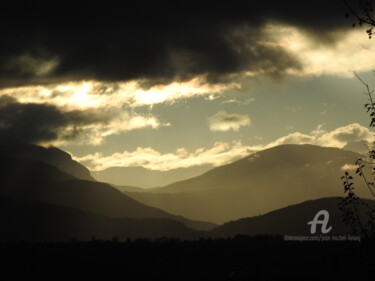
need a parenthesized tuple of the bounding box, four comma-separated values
(76, 123, 373, 171)
(0, 78, 240, 110)
(0, 3, 353, 88)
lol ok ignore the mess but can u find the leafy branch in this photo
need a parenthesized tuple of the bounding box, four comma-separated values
(343, 0, 375, 38)
(340, 72, 375, 238)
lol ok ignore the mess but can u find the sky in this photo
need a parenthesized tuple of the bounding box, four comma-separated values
(1, 1, 375, 172)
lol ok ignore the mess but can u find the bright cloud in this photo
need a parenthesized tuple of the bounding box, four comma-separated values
(52, 112, 169, 146)
(222, 98, 255, 105)
(208, 111, 251, 132)
(317, 123, 373, 147)
(74, 123, 374, 171)
(0, 76, 240, 111)
(340, 164, 357, 171)
(133, 77, 240, 106)
(264, 24, 375, 77)
(76, 141, 251, 171)
(267, 123, 373, 148)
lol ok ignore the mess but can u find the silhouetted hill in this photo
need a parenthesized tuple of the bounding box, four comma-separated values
(92, 165, 212, 188)
(212, 197, 375, 237)
(0, 157, 76, 184)
(0, 197, 202, 242)
(126, 144, 373, 223)
(160, 144, 365, 193)
(0, 156, 215, 231)
(0, 142, 94, 181)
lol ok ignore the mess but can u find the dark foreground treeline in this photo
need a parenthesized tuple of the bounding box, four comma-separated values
(0, 235, 374, 281)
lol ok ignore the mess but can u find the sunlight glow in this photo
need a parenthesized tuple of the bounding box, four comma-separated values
(0, 76, 240, 111)
(265, 24, 375, 77)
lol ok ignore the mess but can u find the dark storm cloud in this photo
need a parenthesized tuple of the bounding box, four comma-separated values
(0, 95, 109, 143)
(0, 1, 349, 88)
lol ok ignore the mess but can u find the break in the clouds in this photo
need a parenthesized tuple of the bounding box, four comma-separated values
(0, 95, 166, 145)
(208, 111, 251, 132)
(76, 123, 373, 171)
(0, 2, 357, 88)
(0, 78, 240, 110)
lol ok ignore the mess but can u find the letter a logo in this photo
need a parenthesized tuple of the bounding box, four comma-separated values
(307, 210, 332, 234)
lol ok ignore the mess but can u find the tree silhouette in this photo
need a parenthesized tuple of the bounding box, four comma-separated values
(339, 1, 375, 238)
(343, 0, 375, 38)
(339, 72, 375, 238)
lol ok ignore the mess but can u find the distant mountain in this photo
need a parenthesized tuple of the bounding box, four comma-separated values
(0, 142, 94, 181)
(126, 144, 373, 224)
(211, 197, 375, 237)
(0, 156, 215, 231)
(113, 185, 149, 193)
(0, 197, 203, 242)
(92, 165, 212, 189)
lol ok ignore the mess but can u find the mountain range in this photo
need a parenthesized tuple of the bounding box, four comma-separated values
(92, 165, 212, 189)
(1, 142, 374, 241)
(125, 144, 373, 224)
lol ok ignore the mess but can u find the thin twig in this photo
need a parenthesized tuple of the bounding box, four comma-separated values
(343, 0, 375, 27)
(356, 161, 375, 197)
